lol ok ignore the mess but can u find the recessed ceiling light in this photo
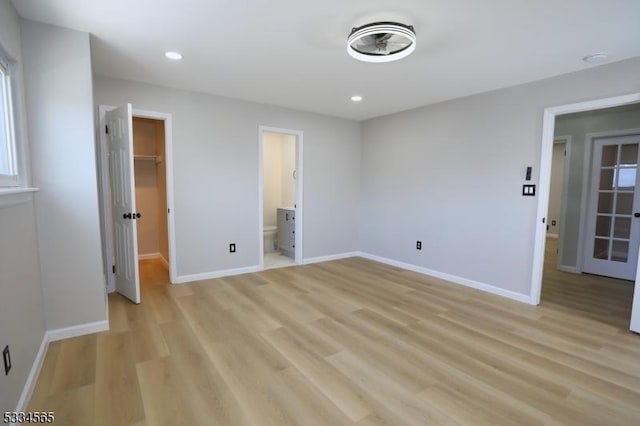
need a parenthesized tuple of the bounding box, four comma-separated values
(351, 95, 363, 102)
(348, 22, 416, 63)
(165, 51, 183, 60)
(582, 52, 608, 63)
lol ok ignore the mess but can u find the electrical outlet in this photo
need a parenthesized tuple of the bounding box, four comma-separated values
(3, 345, 11, 375)
(229, 243, 236, 253)
(416, 241, 422, 250)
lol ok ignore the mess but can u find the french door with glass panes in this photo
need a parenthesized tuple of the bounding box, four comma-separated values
(583, 134, 640, 280)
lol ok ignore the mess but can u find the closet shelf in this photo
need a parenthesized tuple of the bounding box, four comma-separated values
(134, 155, 162, 164)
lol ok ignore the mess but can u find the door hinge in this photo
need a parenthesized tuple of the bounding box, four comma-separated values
(168, 208, 170, 214)
(112, 265, 116, 274)
(105, 125, 109, 134)
(564, 150, 567, 156)
(542, 217, 546, 224)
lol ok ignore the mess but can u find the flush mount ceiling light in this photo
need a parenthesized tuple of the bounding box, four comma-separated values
(347, 22, 416, 63)
(165, 51, 183, 60)
(351, 95, 363, 102)
(582, 52, 608, 63)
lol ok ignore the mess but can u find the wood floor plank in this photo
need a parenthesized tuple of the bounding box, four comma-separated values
(262, 326, 371, 421)
(269, 367, 354, 426)
(44, 384, 96, 426)
(48, 335, 97, 395)
(327, 350, 460, 426)
(201, 338, 293, 426)
(93, 331, 145, 426)
(160, 319, 252, 426)
(136, 356, 200, 426)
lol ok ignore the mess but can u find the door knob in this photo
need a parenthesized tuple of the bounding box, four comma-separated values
(634, 212, 640, 218)
(123, 213, 131, 219)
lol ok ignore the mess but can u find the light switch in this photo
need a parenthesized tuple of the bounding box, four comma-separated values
(522, 184, 536, 196)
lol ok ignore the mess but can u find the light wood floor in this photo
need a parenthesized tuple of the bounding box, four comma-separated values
(541, 238, 634, 329)
(28, 248, 640, 425)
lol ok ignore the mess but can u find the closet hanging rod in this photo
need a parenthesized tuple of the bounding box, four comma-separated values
(134, 155, 162, 164)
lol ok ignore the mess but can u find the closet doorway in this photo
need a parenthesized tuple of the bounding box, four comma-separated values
(97, 105, 176, 300)
(132, 117, 170, 270)
(258, 126, 303, 269)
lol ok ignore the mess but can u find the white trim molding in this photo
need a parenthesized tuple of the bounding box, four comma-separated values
(173, 265, 263, 284)
(14, 334, 49, 414)
(138, 253, 170, 270)
(358, 252, 534, 305)
(0, 187, 38, 209)
(47, 320, 110, 342)
(557, 265, 580, 274)
(303, 252, 359, 265)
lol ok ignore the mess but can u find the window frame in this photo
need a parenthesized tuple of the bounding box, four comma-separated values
(0, 51, 18, 188)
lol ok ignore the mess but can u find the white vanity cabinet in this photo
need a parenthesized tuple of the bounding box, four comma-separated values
(277, 207, 295, 257)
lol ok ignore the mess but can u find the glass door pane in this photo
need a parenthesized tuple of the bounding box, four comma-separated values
(593, 142, 639, 262)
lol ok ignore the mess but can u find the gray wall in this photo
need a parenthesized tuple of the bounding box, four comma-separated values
(93, 76, 361, 277)
(21, 20, 107, 329)
(0, 0, 45, 412)
(360, 58, 640, 297)
(555, 104, 640, 267)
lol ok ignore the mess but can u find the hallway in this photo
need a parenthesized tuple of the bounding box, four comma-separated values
(541, 237, 634, 329)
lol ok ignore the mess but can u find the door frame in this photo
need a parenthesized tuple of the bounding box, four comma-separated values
(550, 135, 572, 271)
(258, 125, 304, 267)
(97, 105, 178, 289)
(530, 92, 640, 306)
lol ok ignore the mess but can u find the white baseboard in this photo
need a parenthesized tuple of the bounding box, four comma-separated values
(47, 320, 110, 342)
(557, 264, 580, 274)
(173, 265, 263, 284)
(303, 252, 359, 265)
(357, 252, 534, 305)
(546, 233, 559, 239)
(173, 252, 359, 284)
(14, 319, 110, 416)
(14, 333, 49, 413)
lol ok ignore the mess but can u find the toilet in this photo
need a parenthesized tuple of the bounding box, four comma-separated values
(263, 225, 278, 252)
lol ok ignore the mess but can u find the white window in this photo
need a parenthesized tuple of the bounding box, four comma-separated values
(0, 52, 17, 187)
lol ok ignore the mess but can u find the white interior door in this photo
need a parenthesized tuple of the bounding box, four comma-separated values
(632, 264, 640, 332)
(106, 104, 140, 304)
(583, 134, 640, 281)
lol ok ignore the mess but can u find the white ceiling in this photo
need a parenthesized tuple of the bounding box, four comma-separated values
(12, 0, 640, 121)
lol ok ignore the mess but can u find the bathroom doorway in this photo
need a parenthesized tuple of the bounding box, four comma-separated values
(258, 126, 303, 269)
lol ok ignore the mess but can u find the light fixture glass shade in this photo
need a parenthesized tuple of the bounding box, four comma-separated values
(348, 22, 416, 63)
